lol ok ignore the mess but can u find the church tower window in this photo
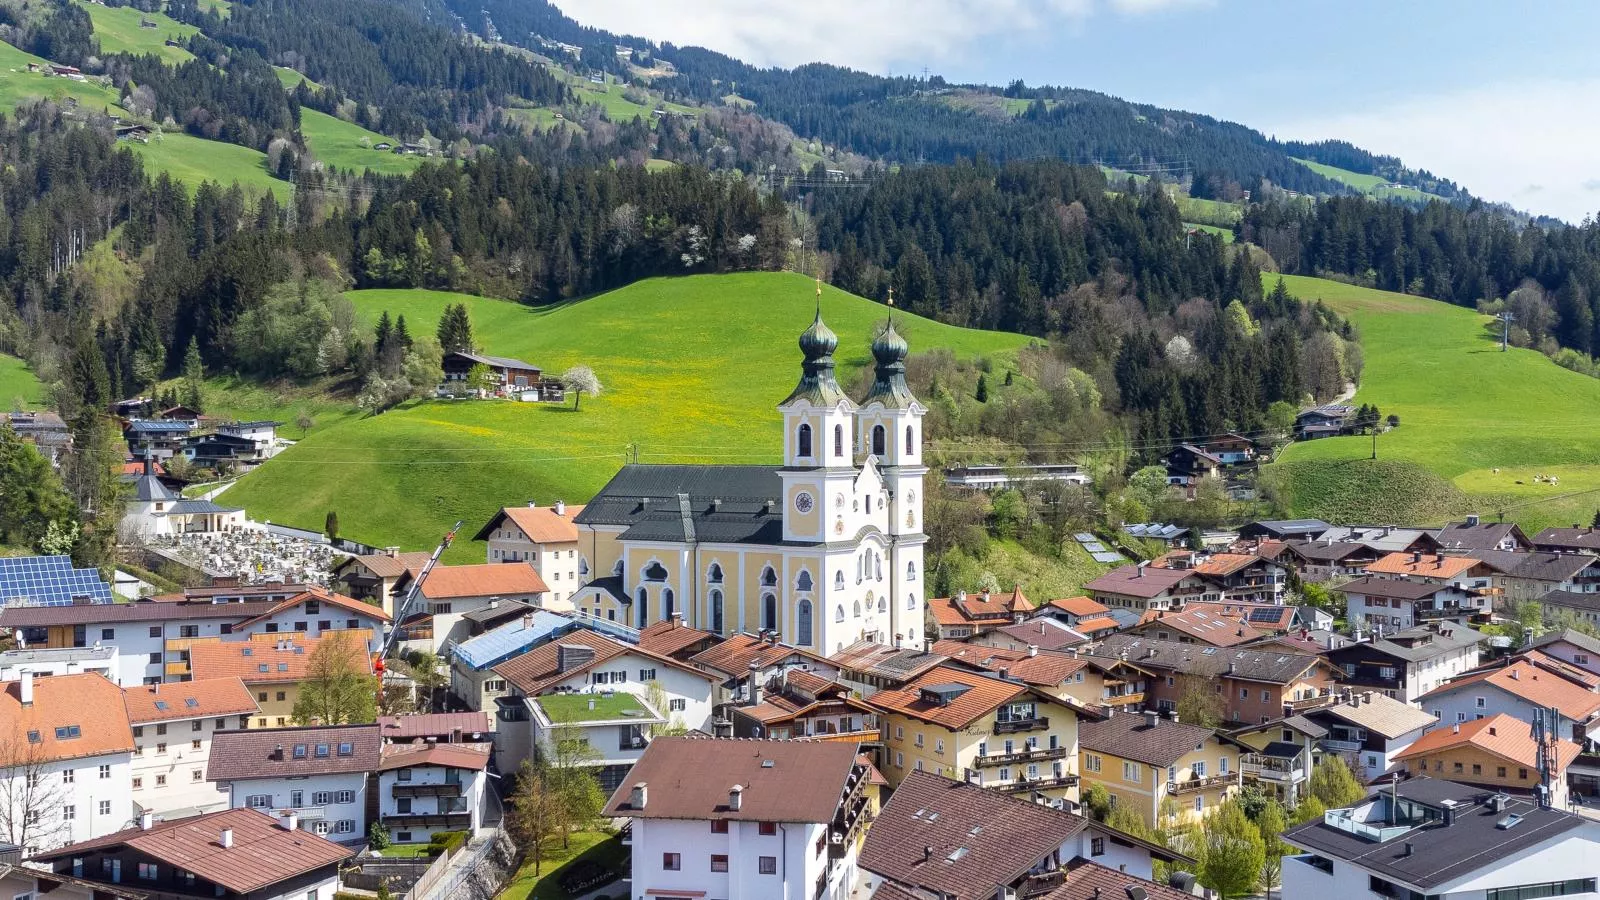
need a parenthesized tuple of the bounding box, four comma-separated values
(834, 425, 844, 458)
(796, 600, 813, 645)
(708, 563, 723, 583)
(907, 593, 916, 610)
(760, 566, 777, 587)
(761, 593, 778, 631)
(835, 605, 845, 623)
(643, 561, 668, 581)
(906, 425, 914, 455)
(710, 590, 724, 634)
(797, 424, 813, 458)
(907, 561, 917, 581)
(879, 595, 888, 612)
(797, 570, 814, 592)
(636, 588, 649, 628)
(853, 600, 862, 618)
(834, 571, 845, 591)
(662, 588, 675, 620)
(872, 425, 886, 456)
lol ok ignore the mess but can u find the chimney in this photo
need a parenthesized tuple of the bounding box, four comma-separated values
(522, 613, 534, 630)
(1402, 841, 1413, 857)
(526, 499, 537, 508)
(1028, 645, 1038, 657)
(1466, 514, 1480, 527)
(1452, 723, 1460, 734)
(1489, 725, 1497, 736)
(728, 784, 743, 812)
(19, 671, 32, 706)
(555, 500, 566, 517)
(1442, 802, 1457, 827)
(283, 812, 298, 832)
(670, 612, 684, 627)
(713, 716, 732, 738)
(220, 828, 234, 849)
(630, 782, 648, 810)
(1170, 712, 1179, 724)
(385, 546, 399, 558)
(139, 811, 153, 831)
(923, 846, 933, 863)
(1144, 710, 1159, 728)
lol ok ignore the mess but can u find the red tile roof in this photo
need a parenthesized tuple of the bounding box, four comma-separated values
(31, 808, 351, 893)
(688, 632, 832, 677)
(1041, 860, 1198, 900)
(0, 673, 133, 764)
(1418, 660, 1600, 720)
(493, 631, 709, 695)
(1366, 552, 1483, 580)
(188, 631, 368, 685)
(122, 677, 258, 724)
(377, 741, 491, 772)
(931, 642, 1090, 688)
(232, 586, 390, 628)
(345, 551, 432, 580)
(376, 711, 492, 740)
(866, 665, 1045, 730)
(1045, 596, 1109, 617)
(487, 504, 585, 544)
(1083, 565, 1202, 599)
(1133, 608, 1264, 647)
(1395, 714, 1580, 771)
(637, 618, 720, 659)
(416, 563, 549, 599)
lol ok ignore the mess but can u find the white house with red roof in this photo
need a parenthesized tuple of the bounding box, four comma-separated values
(122, 677, 259, 818)
(473, 501, 588, 604)
(375, 742, 490, 844)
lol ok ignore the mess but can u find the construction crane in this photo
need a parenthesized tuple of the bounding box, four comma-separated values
(374, 520, 462, 676)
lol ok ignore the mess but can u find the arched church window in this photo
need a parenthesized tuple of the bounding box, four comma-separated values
(834, 425, 844, 458)
(643, 561, 668, 581)
(762, 593, 778, 631)
(907, 561, 917, 582)
(710, 590, 724, 634)
(878, 595, 887, 613)
(835, 604, 845, 624)
(662, 588, 675, 620)
(834, 571, 845, 591)
(906, 425, 914, 455)
(797, 423, 813, 458)
(872, 425, 886, 456)
(760, 566, 777, 587)
(796, 599, 813, 646)
(853, 600, 862, 618)
(796, 570, 814, 592)
(907, 593, 916, 610)
(875, 555, 883, 581)
(708, 563, 723, 583)
(579, 558, 590, 577)
(612, 559, 624, 576)
(908, 489, 917, 504)
(636, 587, 649, 627)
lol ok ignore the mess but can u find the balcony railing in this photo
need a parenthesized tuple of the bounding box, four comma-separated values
(973, 746, 1069, 767)
(1166, 772, 1239, 795)
(392, 782, 463, 798)
(1320, 738, 1362, 753)
(994, 716, 1050, 735)
(1241, 754, 1305, 783)
(998, 773, 1079, 793)
(275, 805, 324, 820)
(1101, 692, 1144, 707)
(381, 812, 471, 829)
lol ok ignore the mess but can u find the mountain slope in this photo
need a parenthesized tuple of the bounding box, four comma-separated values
(222, 272, 1030, 560)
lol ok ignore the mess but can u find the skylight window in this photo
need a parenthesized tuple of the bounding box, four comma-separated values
(154, 700, 168, 711)
(185, 698, 199, 708)
(26, 730, 40, 743)
(241, 647, 253, 656)
(315, 744, 329, 758)
(293, 745, 307, 759)
(54, 725, 80, 739)
(337, 742, 353, 757)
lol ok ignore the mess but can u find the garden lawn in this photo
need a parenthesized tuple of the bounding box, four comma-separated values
(497, 831, 626, 900)
(75, 1, 198, 65)
(299, 109, 426, 176)
(0, 354, 45, 408)
(1267, 275, 1600, 532)
(222, 272, 1031, 559)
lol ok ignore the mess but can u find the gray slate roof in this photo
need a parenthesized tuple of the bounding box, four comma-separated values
(166, 499, 242, 515)
(1540, 590, 1600, 614)
(132, 474, 177, 502)
(576, 464, 794, 546)
(1334, 576, 1445, 600)
(1531, 628, 1600, 657)
(1086, 633, 1324, 684)
(1435, 521, 1530, 551)
(1350, 623, 1484, 663)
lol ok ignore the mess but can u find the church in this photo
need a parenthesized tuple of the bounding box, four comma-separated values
(563, 302, 929, 654)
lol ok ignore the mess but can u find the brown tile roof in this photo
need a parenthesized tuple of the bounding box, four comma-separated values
(1068, 615, 1120, 634)
(827, 641, 947, 684)
(1154, 551, 1262, 577)
(1083, 565, 1201, 599)
(859, 770, 1187, 900)
(932, 642, 1090, 688)
(1365, 552, 1483, 580)
(31, 808, 351, 893)
(1520, 650, 1600, 689)
(1080, 711, 1242, 767)
(1185, 600, 1297, 632)
(1532, 526, 1600, 552)
(487, 504, 585, 544)
(231, 586, 390, 627)
(864, 665, 1032, 730)
(207, 724, 381, 780)
(1133, 608, 1264, 647)
(1418, 659, 1600, 720)
(0, 673, 133, 764)
(1395, 714, 1580, 771)
(416, 563, 549, 599)
(1041, 860, 1198, 900)
(1045, 596, 1109, 617)
(1089, 634, 1329, 685)
(602, 736, 861, 823)
(689, 632, 832, 678)
(376, 711, 492, 740)
(637, 618, 720, 659)
(346, 551, 432, 580)
(188, 631, 368, 685)
(122, 678, 258, 725)
(377, 741, 491, 772)
(493, 631, 709, 696)
(782, 668, 839, 696)
(0, 599, 277, 628)
(991, 619, 1088, 651)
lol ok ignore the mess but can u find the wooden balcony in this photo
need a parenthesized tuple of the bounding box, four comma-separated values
(1166, 772, 1238, 795)
(1241, 754, 1305, 783)
(993, 716, 1050, 735)
(1101, 692, 1144, 707)
(392, 782, 463, 798)
(973, 746, 1069, 767)
(998, 773, 1079, 794)
(164, 661, 191, 677)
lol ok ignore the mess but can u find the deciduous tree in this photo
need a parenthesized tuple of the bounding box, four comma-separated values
(1198, 798, 1265, 900)
(561, 365, 602, 410)
(291, 634, 377, 725)
(1307, 756, 1365, 808)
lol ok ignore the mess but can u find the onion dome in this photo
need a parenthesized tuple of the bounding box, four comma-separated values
(799, 310, 839, 360)
(781, 310, 850, 407)
(871, 320, 908, 367)
(864, 320, 918, 409)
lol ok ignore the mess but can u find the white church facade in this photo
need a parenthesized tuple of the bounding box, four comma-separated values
(563, 302, 929, 654)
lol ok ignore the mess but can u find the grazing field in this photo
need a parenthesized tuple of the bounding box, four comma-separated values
(0, 355, 45, 409)
(127, 132, 287, 200)
(75, 1, 198, 65)
(1291, 158, 1440, 204)
(1267, 275, 1600, 532)
(274, 67, 322, 91)
(222, 272, 1031, 559)
(298, 109, 424, 176)
(1185, 222, 1235, 243)
(0, 41, 127, 112)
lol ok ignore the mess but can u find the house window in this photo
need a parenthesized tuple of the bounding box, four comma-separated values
(99, 765, 110, 778)
(638, 668, 658, 682)
(1498, 766, 1508, 777)
(669, 698, 686, 712)
(98, 801, 110, 815)
(711, 854, 729, 872)
(710, 821, 728, 834)
(156, 774, 167, 787)
(759, 857, 778, 875)
(62, 768, 73, 783)
(1085, 754, 1102, 773)
(1194, 796, 1204, 813)
(759, 822, 777, 836)
(1091, 837, 1105, 856)
(138, 863, 158, 881)
(1475, 696, 1487, 709)
(1122, 762, 1140, 783)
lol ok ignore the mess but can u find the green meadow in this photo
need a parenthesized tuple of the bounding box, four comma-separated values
(299, 109, 425, 177)
(1291, 158, 1441, 204)
(76, 1, 198, 65)
(0, 355, 45, 409)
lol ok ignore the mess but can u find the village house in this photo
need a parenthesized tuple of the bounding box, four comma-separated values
(122, 420, 193, 461)
(1086, 633, 1339, 725)
(1297, 690, 1437, 781)
(216, 587, 387, 660)
(969, 617, 1088, 653)
(1186, 599, 1323, 634)
(1149, 549, 1288, 604)
(1418, 658, 1600, 744)
(1162, 444, 1223, 485)
(1229, 713, 1327, 805)
(1361, 550, 1497, 605)
(491, 630, 717, 789)
(562, 314, 930, 655)
(1395, 714, 1578, 807)
(859, 769, 1193, 899)
(636, 617, 722, 662)
(440, 351, 545, 395)
(687, 631, 841, 708)
(1323, 622, 1483, 703)
(1528, 629, 1600, 677)
(188, 631, 370, 728)
(207, 724, 381, 841)
(1032, 595, 1121, 637)
(1238, 519, 1331, 542)
(1438, 515, 1534, 552)
(30, 807, 351, 900)
(446, 609, 641, 720)
(391, 562, 550, 651)
(728, 667, 879, 740)
(929, 642, 1118, 709)
(376, 711, 492, 745)
(1281, 777, 1600, 900)
(1081, 564, 1208, 613)
(926, 587, 1034, 639)
(1316, 525, 1442, 555)
(1337, 575, 1488, 629)
(374, 742, 489, 845)
(1472, 550, 1600, 602)
(1294, 404, 1354, 440)
(1539, 590, 1600, 628)
(122, 678, 258, 818)
(473, 501, 586, 602)
(865, 664, 1097, 808)
(1196, 432, 1257, 465)
(1126, 607, 1265, 648)
(330, 550, 430, 615)
(6, 410, 72, 463)
(0, 672, 134, 853)
(1533, 525, 1600, 555)
(827, 640, 946, 695)
(0, 858, 144, 900)
(1281, 539, 1384, 582)
(604, 737, 872, 900)
(0, 645, 119, 682)
(1079, 710, 1250, 827)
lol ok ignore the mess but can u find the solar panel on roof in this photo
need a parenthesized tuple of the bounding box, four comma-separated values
(0, 555, 114, 607)
(1248, 608, 1284, 623)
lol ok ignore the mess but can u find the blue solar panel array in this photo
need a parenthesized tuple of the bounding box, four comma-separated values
(0, 555, 114, 606)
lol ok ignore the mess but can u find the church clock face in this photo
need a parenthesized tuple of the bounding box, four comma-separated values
(794, 491, 815, 514)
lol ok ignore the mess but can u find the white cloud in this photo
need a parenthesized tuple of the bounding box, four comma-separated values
(548, 0, 1193, 73)
(1268, 79, 1600, 223)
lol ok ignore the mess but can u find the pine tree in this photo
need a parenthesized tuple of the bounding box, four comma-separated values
(325, 510, 339, 541)
(180, 337, 205, 412)
(436, 303, 474, 353)
(975, 373, 989, 403)
(394, 315, 413, 349)
(375, 311, 393, 356)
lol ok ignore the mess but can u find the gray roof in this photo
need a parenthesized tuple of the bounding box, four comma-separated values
(1283, 778, 1585, 890)
(1436, 521, 1530, 551)
(1345, 623, 1484, 663)
(1486, 552, 1596, 583)
(1284, 539, 1375, 562)
(1530, 628, 1600, 657)
(1304, 692, 1436, 739)
(1241, 519, 1330, 538)
(1539, 590, 1600, 614)
(1086, 633, 1324, 685)
(576, 464, 793, 546)
(132, 474, 177, 502)
(165, 499, 242, 515)
(1334, 576, 1445, 600)
(1317, 526, 1433, 554)
(452, 351, 539, 372)
(126, 419, 193, 434)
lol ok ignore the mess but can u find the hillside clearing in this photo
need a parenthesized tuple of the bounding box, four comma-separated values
(221, 273, 1031, 560)
(76, 1, 198, 65)
(299, 109, 425, 176)
(1268, 275, 1600, 531)
(1290, 158, 1440, 204)
(0, 354, 44, 408)
(127, 132, 287, 200)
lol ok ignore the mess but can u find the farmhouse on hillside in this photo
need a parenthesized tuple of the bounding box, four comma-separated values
(441, 350, 562, 398)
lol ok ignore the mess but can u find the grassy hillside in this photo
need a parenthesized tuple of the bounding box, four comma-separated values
(222, 273, 1031, 560)
(299, 109, 425, 177)
(0, 355, 44, 408)
(76, 1, 198, 65)
(0, 41, 127, 112)
(1290, 158, 1439, 204)
(127, 132, 286, 200)
(1268, 275, 1600, 532)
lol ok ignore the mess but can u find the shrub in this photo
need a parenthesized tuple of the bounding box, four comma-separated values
(427, 830, 468, 855)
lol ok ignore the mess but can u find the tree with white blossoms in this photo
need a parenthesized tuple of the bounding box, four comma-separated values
(562, 365, 602, 411)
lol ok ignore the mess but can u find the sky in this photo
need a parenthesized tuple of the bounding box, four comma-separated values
(550, 0, 1600, 222)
